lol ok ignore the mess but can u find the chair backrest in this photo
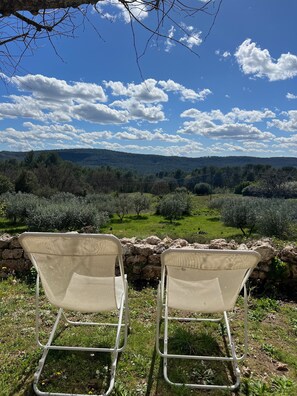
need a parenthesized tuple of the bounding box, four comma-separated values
(161, 248, 261, 313)
(19, 232, 124, 312)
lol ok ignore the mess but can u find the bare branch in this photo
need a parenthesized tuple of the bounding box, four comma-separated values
(0, 0, 223, 75)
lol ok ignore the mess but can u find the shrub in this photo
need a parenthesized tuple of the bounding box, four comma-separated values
(156, 192, 191, 222)
(132, 193, 150, 216)
(0, 174, 14, 194)
(26, 201, 108, 231)
(221, 197, 258, 236)
(256, 200, 292, 238)
(1, 192, 40, 223)
(194, 182, 212, 196)
(85, 194, 115, 217)
(234, 181, 251, 194)
(114, 194, 133, 222)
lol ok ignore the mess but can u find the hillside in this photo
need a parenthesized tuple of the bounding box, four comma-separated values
(1, 148, 297, 173)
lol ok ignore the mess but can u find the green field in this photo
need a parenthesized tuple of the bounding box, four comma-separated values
(0, 194, 245, 242)
(101, 195, 244, 242)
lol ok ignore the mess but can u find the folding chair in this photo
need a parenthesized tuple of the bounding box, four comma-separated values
(156, 248, 261, 390)
(19, 232, 129, 396)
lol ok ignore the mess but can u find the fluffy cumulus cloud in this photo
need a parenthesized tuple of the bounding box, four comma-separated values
(274, 135, 297, 151)
(73, 103, 128, 124)
(114, 127, 189, 143)
(0, 72, 291, 156)
(178, 108, 275, 141)
(235, 39, 297, 81)
(158, 79, 212, 102)
(95, 0, 148, 23)
(104, 79, 168, 103)
(111, 99, 165, 123)
(10, 74, 107, 103)
(268, 110, 297, 132)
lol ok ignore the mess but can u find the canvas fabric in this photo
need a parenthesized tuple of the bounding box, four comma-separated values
(20, 233, 124, 312)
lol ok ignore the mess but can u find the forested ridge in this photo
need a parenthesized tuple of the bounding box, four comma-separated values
(1, 150, 297, 197)
(1, 148, 297, 174)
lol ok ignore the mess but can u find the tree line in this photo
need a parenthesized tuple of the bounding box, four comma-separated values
(1, 150, 297, 198)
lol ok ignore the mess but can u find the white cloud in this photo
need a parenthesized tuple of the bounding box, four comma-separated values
(105, 79, 168, 103)
(180, 107, 275, 124)
(158, 79, 212, 101)
(268, 110, 297, 132)
(73, 103, 128, 124)
(10, 74, 107, 103)
(179, 24, 202, 49)
(235, 39, 297, 81)
(95, 0, 148, 23)
(215, 50, 231, 60)
(286, 92, 297, 100)
(165, 26, 176, 53)
(114, 127, 189, 143)
(179, 108, 275, 141)
(111, 99, 165, 122)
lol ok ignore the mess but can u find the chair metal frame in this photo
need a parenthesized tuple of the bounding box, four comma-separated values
(20, 232, 130, 396)
(156, 248, 260, 391)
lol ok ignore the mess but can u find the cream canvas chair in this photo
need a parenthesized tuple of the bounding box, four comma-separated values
(156, 248, 261, 390)
(19, 232, 129, 396)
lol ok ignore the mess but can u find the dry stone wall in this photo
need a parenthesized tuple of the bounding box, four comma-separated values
(1, 234, 297, 289)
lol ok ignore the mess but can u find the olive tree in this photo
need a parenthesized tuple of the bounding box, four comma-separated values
(132, 193, 150, 217)
(157, 192, 190, 223)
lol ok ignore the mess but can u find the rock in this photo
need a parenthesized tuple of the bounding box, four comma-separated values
(148, 254, 161, 266)
(144, 235, 161, 245)
(279, 245, 297, 265)
(192, 243, 209, 249)
(2, 248, 23, 260)
(170, 238, 188, 248)
(141, 265, 161, 280)
(251, 240, 277, 262)
(276, 363, 289, 372)
(0, 234, 12, 249)
(209, 239, 232, 249)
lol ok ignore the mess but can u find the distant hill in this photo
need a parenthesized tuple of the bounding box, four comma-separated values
(1, 148, 297, 174)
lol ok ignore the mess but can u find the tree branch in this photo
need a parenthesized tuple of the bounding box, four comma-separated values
(13, 11, 53, 31)
(0, 1, 98, 16)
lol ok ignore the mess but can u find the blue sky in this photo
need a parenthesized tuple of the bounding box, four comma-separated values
(1, 0, 297, 157)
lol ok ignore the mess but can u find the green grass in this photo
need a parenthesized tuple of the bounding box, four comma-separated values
(1, 278, 297, 396)
(0, 217, 27, 234)
(101, 195, 243, 242)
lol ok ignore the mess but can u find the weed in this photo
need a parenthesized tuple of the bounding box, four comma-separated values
(249, 297, 279, 322)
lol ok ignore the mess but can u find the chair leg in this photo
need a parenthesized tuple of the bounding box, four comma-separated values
(33, 295, 129, 395)
(156, 290, 244, 390)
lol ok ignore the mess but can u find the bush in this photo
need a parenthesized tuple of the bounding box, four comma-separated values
(85, 194, 115, 217)
(194, 182, 212, 196)
(256, 200, 292, 238)
(234, 181, 251, 194)
(156, 192, 191, 222)
(1, 192, 40, 223)
(132, 193, 150, 216)
(0, 174, 14, 194)
(114, 194, 133, 222)
(221, 197, 258, 236)
(26, 201, 108, 231)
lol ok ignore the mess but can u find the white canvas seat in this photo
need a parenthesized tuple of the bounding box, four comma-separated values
(156, 248, 261, 390)
(19, 232, 129, 396)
